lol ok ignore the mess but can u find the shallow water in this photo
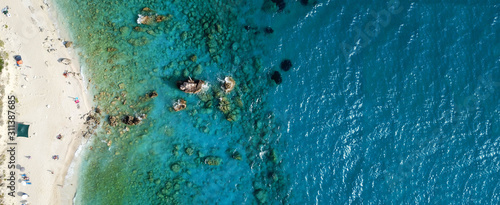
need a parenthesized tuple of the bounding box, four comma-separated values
(54, 0, 500, 204)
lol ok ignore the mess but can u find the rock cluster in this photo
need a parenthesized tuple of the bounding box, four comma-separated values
(122, 115, 142, 125)
(177, 78, 205, 94)
(136, 7, 172, 25)
(108, 115, 120, 127)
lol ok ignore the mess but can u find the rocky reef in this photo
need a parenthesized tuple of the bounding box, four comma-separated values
(136, 7, 173, 25)
(122, 115, 142, 125)
(73, 0, 290, 204)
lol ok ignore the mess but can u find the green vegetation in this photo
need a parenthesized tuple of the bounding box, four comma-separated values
(0, 40, 6, 73)
(0, 57, 4, 73)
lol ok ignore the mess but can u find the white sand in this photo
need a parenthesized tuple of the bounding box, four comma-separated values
(0, 0, 92, 204)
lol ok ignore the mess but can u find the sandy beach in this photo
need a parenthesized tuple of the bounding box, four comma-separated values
(0, 0, 92, 204)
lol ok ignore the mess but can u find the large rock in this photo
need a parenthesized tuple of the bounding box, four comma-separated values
(223, 77, 236, 93)
(177, 78, 205, 94)
(173, 99, 187, 111)
(137, 14, 153, 25)
(64, 41, 73, 48)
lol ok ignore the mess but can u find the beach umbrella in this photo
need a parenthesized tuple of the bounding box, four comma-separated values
(14, 55, 23, 66)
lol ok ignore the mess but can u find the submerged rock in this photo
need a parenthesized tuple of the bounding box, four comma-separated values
(280, 59, 292, 71)
(222, 77, 236, 93)
(271, 71, 282, 84)
(122, 115, 141, 125)
(148, 91, 158, 98)
(204, 156, 221, 166)
(232, 151, 242, 160)
(264, 27, 274, 34)
(254, 189, 267, 204)
(190, 54, 197, 62)
(107, 47, 117, 52)
(173, 99, 187, 111)
(177, 78, 205, 94)
(272, 0, 286, 12)
(170, 162, 181, 172)
(108, 115, 119, 127)
(185, 147, 194, 156)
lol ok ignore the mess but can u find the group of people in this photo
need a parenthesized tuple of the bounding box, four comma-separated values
(21, 174, 31, 185)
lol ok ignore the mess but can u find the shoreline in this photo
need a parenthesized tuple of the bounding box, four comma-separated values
(0, 0, 93, 204)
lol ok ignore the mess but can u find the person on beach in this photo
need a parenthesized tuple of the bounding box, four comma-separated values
(63, 70, 68, 77)
(74, 97, 80, 103)
(1, 6, 10, 17)
(56, 134, 62, 140)
(52, 155, 59, 160)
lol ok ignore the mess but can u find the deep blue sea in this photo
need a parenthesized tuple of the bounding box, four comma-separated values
(53, 0, 499, 204)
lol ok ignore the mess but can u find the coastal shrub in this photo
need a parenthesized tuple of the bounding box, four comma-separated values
(0, 58, 4, 73)
(0, 40, 4, 47)
(0, 51, 7, 73)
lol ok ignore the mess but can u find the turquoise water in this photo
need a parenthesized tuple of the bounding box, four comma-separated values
(53, 0, 500, 204)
